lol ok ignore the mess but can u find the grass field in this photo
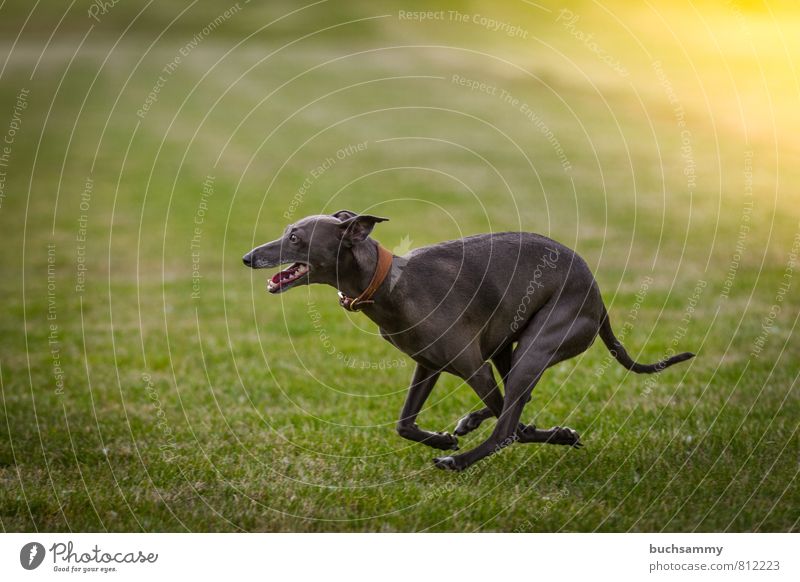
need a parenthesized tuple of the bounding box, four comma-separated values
(0, 0, 798, 532)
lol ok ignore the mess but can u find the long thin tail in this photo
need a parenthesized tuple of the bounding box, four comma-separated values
(598, 307, 694, 374)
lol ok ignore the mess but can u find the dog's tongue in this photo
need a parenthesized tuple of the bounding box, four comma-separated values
(267, 262, 308, 292)
(270, 269, 287, 285)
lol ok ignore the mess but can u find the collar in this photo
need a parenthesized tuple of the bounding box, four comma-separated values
(338, 244, 393, 312)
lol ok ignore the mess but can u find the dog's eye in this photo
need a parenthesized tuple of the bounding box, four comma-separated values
(289, 233, 298, 243)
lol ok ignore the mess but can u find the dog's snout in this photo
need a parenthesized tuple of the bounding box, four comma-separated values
(242, 253, 253, 267)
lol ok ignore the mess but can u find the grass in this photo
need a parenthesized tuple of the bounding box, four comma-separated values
(0, 0, 798, 532)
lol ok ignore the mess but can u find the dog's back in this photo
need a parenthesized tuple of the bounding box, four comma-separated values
(382, 232, 599, 363)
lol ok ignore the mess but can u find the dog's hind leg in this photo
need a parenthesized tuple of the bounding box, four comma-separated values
(396, 364, 459, 451)
(493, 343, 513, 385)
(493, 342, 545, 437)
(453, 345, 514, 436)
(434, 299, 598, 471)
(516, 425, 582, 447)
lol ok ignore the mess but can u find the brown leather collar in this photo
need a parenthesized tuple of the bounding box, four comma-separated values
(338, 244, 393, 312)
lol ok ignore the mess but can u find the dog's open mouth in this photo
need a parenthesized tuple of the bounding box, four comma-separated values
(267, 262, 309, 293)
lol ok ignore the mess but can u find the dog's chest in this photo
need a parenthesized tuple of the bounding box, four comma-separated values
(377, 321, 471, 370)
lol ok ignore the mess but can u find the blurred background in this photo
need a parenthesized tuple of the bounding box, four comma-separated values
(0, 0, 797, 531)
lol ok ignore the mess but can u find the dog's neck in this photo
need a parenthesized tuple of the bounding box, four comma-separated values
(334, 239, 390, 301)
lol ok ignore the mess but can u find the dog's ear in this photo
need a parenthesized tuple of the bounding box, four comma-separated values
(338, 213, 389, 245)
(332, 209, 358, 222)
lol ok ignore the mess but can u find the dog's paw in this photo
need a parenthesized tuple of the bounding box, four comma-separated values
(454, 413, 483, 436)
(427, 431, 459, 451)
(432, 456, 463, 471)
(550, 426, 583, 448)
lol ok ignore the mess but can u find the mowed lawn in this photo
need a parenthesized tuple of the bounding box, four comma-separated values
(0, 1, 798, 531)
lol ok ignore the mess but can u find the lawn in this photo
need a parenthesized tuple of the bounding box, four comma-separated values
(0, 0, 798, 532)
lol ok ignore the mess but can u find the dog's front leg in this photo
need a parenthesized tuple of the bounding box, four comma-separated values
(396, 364, 458, 451)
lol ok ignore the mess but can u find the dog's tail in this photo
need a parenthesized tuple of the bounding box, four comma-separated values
(598, 307, 694, 374)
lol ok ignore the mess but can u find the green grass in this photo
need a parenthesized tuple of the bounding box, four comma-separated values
(0, 0, 798, 531)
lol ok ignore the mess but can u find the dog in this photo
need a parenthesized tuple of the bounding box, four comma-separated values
(243, 210, 694, 471)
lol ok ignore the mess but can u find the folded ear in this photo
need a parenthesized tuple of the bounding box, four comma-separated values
(338, 213, 389, 245)
(332, 209, 358, 222)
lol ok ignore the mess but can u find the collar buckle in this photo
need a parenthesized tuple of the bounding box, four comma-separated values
(337, 244, 393, 312)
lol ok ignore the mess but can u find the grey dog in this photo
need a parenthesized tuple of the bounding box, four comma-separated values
(243, 211, 694, 471)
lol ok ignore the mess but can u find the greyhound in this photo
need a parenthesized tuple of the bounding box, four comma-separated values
(243, 211, 694, 471)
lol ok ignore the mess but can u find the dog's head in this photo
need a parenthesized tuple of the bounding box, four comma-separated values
(242, 210, 388, 294)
